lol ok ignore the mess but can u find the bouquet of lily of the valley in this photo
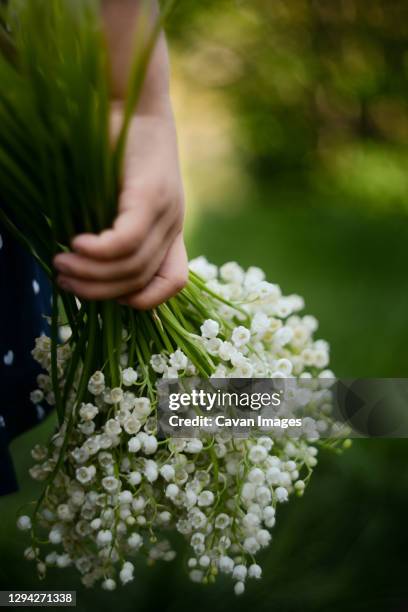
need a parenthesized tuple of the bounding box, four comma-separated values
(1, 0, 344, 594)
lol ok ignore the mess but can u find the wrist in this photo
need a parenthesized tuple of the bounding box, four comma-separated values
(111, 89, 173, 119)
(137, 89, 173, 119)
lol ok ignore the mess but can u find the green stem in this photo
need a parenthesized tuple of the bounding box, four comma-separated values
(50, 285, 63, 425)
(103, 301, 120, 387)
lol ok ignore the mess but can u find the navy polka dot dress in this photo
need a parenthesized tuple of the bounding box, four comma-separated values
(0, 225, 53, 495)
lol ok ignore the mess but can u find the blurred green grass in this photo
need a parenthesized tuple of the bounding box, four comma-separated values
(1, 193, 407, 611)
(189, 196, 408, 378)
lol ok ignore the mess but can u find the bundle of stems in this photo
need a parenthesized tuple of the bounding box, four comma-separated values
(0, 0, 244, 429)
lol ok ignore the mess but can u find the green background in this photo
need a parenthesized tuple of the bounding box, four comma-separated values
(1, 0, 408, 610)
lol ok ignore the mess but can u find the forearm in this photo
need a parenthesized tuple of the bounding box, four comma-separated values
(101, 0, 171, 116)
(56, 2, 187, 309)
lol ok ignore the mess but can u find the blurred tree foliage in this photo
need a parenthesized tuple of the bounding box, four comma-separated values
(166, 0, 408, 210)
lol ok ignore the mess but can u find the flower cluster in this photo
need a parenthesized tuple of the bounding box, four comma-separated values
(18, 259, 338, 593)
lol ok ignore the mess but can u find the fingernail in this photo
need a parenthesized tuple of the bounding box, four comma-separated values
(71, 236, 88, 252)
(71, 242, 83, 254)
(54, 259, 69, 274)
(57, 276, 71, 291)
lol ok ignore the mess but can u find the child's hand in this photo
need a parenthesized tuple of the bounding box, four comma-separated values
(53, 106, 188, 310)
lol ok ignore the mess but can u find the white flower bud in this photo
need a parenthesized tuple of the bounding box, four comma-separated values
(128, 533, 142, 549)
(248, 563, 262, 579)
(197, 490, 214, 507)
(248, 445, 268, 464)
(232, 326, 251, 347)
(128, 471, 142, 485)
(110, 387, 124, 404)
(275, 486, 289, 502)
(200, 319, 220, 339)
(56, 554, 71, 568)
(101, 476, 120, 493)
(248, 467, 265, 484)
(169, 349, 188, 371)
(102, 579, 116, 591)
(166, 484, 179, 499)
(142, 435, 158, 455)
(159, 511, 171, 523)
(199, 555, 210, 568)
(49, 528, 63, 544)
(185, 439, 203, 454)
(122, 367, 138, 387)
(128, 436, 141, 453)
(79, 403, 98, 421)
(218, 556, 234, 573)
(256, 529, 271, 547)
(119, 490, 133, 504)
(160, 464, 175, 482)
(144, 459, 158, 482)
(17, 515, 32, 531)
(97, 530, 113, 546)
(232, 564, 247, 581)
(90, 518, 102, 530)
(234, 581, 245, 595)
(243, 537, 260, 554)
